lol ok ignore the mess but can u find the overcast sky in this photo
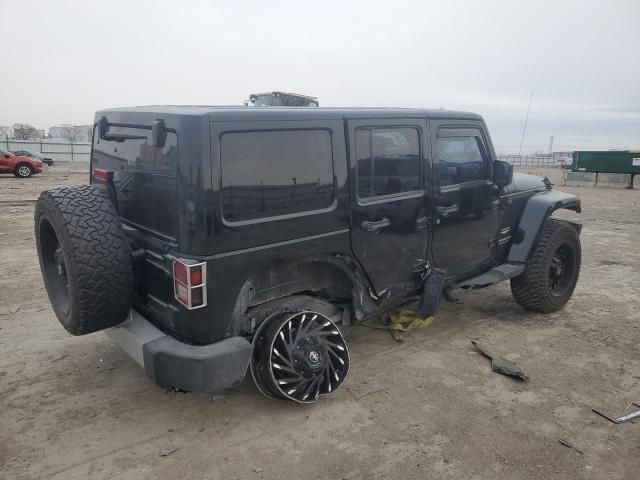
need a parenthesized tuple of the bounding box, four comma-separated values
(1, 0, 638, 153)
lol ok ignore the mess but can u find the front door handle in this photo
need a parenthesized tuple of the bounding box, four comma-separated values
(361, 218, 390, 233)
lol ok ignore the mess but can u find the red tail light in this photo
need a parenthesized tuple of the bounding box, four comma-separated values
(172, 259, 207, 309)
(92, 168, 113, 182)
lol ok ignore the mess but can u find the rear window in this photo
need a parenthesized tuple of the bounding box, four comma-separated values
(92, 126, 178, 238)
(220, 129, 334, 222)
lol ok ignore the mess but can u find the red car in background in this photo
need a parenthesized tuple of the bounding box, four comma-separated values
(0, 148, 43, 178)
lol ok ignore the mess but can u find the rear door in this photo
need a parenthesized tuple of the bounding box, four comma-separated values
(347, 118, 430, 296)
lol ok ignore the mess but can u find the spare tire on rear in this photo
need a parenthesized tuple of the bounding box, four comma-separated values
(35, 185, 133, 335)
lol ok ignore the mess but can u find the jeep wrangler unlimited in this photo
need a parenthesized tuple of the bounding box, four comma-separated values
(35, 106, 581, 404)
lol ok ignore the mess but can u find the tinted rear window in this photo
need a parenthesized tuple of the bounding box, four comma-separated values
(220, 129, 334, 222)
(92, 127, 178, 238)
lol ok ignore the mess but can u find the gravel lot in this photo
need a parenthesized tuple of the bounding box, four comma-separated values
(1, 166, 639, 480)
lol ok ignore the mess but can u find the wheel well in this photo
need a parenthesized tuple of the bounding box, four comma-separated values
(227, 257, 377, 336)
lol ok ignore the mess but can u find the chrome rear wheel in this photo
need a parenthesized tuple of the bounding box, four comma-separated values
(250, 311, 350, 404)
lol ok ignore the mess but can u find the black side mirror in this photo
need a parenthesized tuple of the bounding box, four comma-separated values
(493, 160, 513, 187)
(151, 119, 167, 147)
(4, 154, 9, 158)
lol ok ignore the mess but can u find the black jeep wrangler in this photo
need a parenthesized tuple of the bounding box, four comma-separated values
(35, 106, 581, 404)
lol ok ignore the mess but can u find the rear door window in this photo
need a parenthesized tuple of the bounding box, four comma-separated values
(92, 127, 178, 238)
(220, 129, 335, 222)
(355, 127, 421, 199)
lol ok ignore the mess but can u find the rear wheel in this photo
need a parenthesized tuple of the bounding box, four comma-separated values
(511, 219, 581, 313)
(15, 163, 33, 178)
(250, 310, 350, 404)
(35, 186, 133, 335)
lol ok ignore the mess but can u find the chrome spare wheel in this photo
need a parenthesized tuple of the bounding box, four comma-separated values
(250, 311, 350, 404)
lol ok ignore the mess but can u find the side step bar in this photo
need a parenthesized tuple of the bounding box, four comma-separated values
(455, 263, 525, 290)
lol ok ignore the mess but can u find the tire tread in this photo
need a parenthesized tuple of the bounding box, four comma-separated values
(35, 185, 133, 335)
(510, 219, 581, 313)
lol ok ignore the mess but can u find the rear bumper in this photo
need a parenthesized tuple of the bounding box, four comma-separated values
(105, 309, 253, 393)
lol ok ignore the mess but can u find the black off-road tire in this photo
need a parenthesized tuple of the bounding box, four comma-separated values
(35, 185, 133, 335)
(510, 219, 581, 313)
(14, 163, 33, 178)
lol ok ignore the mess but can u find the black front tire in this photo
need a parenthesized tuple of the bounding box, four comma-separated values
(35, 186, 133, 335)
(511, 219, 581, 313)
(15, 163, 33, 178)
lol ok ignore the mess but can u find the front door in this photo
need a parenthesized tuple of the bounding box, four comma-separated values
(348, 118, 430, 296)
(430, 122, 501, 279)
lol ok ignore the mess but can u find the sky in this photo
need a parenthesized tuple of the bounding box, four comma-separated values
(1, 0, 638, 153)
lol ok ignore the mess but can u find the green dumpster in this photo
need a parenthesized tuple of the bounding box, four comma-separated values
(572, 150, 640, 189)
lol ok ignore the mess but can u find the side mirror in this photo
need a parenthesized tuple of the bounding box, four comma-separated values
(4, 154, 9, 158)
(151, 119, 167, 147)
(493, 160, 513, 187)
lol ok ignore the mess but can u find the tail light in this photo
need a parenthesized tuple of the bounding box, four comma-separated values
(172, 259, 207, 309)
(92, 168, 113, 182)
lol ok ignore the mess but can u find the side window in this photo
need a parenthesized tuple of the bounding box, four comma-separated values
(220, 129, 334, 222)
(356, 127, 421, 199)
(437, 135, 488, 186)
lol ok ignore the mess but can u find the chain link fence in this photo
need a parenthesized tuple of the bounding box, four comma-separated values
(496, 153, 572, 167)
(3, 138, 91, 173)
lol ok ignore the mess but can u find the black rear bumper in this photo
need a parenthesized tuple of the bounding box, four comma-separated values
(106, 310, 253, 393)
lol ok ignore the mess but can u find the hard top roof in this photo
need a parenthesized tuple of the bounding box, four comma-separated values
(95, 105, 483, 122)
(251, 91, 319, 100)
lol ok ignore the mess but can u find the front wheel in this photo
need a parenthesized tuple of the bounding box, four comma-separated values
(15, 163, 33, 178)
(511, 219, 581, 313)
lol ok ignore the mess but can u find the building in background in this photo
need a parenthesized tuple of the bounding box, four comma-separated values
(0, 126, 14, 139)
(12, 124, 44, 139)
(48, 124, 92, 142)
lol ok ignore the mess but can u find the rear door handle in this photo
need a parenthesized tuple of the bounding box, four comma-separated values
(361, 218, 390, 233)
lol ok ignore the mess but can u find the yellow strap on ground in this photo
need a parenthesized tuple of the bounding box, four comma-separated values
(387, 309, 434, 332)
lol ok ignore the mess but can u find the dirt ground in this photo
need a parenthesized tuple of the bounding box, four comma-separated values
(1, 166, 639, 480)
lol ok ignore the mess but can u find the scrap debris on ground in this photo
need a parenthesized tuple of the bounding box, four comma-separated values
(592, 402, 640, 424)
(471, 340, 529, 381)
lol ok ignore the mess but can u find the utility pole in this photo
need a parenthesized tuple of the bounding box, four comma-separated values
(548, 135, 554, 156)
(518, 91, 534, 156)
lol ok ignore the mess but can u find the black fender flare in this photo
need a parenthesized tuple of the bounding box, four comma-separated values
(507, 190, 581, 263)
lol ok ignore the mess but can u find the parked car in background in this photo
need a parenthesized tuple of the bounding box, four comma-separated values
(0, 148, 43, 177)
(11, 150, 53, 166)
